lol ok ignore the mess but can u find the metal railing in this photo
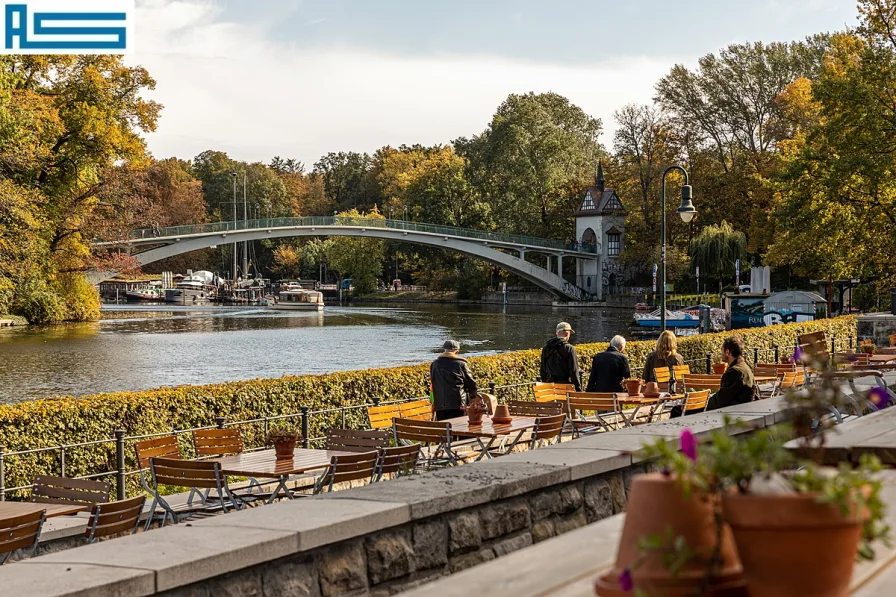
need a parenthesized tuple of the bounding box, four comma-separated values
(0, 335, 856, 502)
(113, 217, 593, 254)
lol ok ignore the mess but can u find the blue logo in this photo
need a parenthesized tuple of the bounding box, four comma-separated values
(2, 1, 134, 54)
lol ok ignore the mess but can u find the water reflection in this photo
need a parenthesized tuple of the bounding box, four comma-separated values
(0, 304, 630, 403)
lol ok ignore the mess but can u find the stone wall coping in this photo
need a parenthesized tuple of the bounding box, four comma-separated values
(0, 399, 792, 596)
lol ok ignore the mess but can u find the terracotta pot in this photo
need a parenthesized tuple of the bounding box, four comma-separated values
(491, 404, 512, 424)
(643, 381, 660, 396)
(274, 438, 297, 460)
(624, 379, 643, 396)
(721, 493, 862, 597)
(594, 473, 746, 597)
(467, 407, 485, 425)
(712, 363, 728, 374)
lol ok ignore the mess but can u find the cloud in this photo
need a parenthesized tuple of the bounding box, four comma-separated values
(131, 0, 676, 166)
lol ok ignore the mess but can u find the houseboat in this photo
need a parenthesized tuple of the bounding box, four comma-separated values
(272, 285, 324, 311)
(165, 271, 219, 304)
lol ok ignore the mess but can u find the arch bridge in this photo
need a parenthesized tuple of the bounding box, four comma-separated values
(93, 217, 600, 301)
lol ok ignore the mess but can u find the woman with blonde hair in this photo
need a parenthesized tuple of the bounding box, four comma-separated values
(643, 330, 685, 383)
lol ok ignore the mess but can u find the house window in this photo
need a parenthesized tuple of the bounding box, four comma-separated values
(607, 233, 621, 256)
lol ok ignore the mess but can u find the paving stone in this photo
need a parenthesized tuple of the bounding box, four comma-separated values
(365, 528, 416, 585)
(491, 532, 532, 557)
(412, 520, 448, 570)
(318, 541, 368, 597)
(448, 512, 481, 554)
(554, 511, 588, 535)
(479, 499, 530, 540)
(4, 562, 154, 597)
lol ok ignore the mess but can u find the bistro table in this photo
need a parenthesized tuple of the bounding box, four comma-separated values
(784, 406, 896, 466)
(616, 393, 684, 424)
(870, 354, 896, 364)
(445, 416, 538, 461)
(209, 448, 357, 503)
(0, 502, 87, 519)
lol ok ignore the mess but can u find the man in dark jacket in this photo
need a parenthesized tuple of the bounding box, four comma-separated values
(430, 340, 478, 421)
(539, 322, 582, 391)
(706, 335, 756, 410)
(586, 335, 631, 392)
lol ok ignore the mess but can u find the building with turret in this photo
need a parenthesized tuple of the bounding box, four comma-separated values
(575, 161, 627, 299)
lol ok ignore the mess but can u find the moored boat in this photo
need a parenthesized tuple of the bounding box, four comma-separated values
(272, 287, 324, 311)
(633, 308, 701, 328)
(165, 271, 219, 304)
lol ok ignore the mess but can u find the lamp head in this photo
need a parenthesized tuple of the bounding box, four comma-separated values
(677, 185, 697, 223)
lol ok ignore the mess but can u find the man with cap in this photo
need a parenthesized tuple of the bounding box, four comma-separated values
(430, 340, 479, 421)
(539, 322, 583, 391)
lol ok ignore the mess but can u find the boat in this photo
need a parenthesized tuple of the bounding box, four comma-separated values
(634, 303, 652, 311)
(633, 308, 701, 328)
(165, 271, 219, 304)
(126, 285, 164, 301)
(272, 287, 324, 311)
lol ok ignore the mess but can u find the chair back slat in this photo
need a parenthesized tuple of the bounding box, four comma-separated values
(326, 428, 390, 452)
(673, 364, 691, 378)
(378, 444, 421, 477)
(755, 363, 794, 378)
(507, 400, 562, 417)
(682, 390, 711, 413)
(399, 399, 433, 421)
(798, 331, 828, 360)
(86, 495, 146, 542)
(654, 367, 671, 383)
(319, 451, 378, 490)
(532, 414, 567, 442)
(367, 404, 402, 429)
(533, 383, 575, 403)
(150, 457, 222, 489)
(32, 475, 110, 506)
(890, 333, 896, 347)
(392, 418, 451, 445)
(778, 371, 799, 389)
(192, 428, 244, 457)
(681, 374, 722, 391)
(0, 510, 45, 560)
(566, 392, 619, 413)
(134, 435, 182, 469)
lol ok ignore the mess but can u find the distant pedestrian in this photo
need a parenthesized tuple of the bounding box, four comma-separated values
(586, 335, 631, 393)
(539, 322, 582, 391)
(643, 330, 685, 383)
(430, 340, 478, 421)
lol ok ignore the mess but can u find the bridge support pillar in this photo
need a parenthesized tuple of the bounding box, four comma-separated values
(558, 255, 563, 279)
(519, 249, 526, 261)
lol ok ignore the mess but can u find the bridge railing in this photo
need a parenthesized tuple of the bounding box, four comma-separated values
(125, 217, 597, 254)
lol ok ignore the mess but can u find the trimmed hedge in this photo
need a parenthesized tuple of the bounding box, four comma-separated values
(0, 316, 856, 495)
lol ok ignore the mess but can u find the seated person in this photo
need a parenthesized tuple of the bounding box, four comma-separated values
(706, 335, 756, 410)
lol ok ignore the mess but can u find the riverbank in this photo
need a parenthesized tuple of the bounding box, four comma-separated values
(0, 315, 29, 327)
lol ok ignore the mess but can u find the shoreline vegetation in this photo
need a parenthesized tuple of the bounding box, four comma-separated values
(0, 317, 856, 494)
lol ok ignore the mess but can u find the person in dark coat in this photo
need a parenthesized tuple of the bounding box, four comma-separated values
(539, 322, 583, 391)
(430, 340, 478, 421)
(586, 335, 631, 393)
(706, 335, 756, 410)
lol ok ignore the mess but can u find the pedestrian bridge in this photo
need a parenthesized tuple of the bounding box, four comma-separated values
(93, 216, 600, 300)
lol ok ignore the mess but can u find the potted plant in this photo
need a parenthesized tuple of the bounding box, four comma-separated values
(860, 339, 876, 355)
(266, 427, 300, 459)
(623, 377, 644, 396)
(465, 394, 487, 425)
(712, 360, 728, 375)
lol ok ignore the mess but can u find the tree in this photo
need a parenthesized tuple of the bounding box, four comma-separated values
(302, 209, 387, 294)
(313, 152, 380, 212)
(689, 221, 747, 290)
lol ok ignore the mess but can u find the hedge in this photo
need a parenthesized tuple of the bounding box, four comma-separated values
(0, 316, 856, 496)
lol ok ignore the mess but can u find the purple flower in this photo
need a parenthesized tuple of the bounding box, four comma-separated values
(790, 347, 804, 363)
(619, 568, 634, 592)
(680, 429, 698, 462)
(847, 352, 859, 363)
(869, 387, 890, 409)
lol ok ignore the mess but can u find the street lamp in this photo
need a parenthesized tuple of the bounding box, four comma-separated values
(660, 165, 697, 331)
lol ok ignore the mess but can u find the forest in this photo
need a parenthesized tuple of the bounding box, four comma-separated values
(2, 0, 895, 323)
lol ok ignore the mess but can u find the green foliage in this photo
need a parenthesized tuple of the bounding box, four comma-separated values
(688, 221, 748, 287)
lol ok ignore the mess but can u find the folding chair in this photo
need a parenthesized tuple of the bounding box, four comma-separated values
(653, 367, 672, 392)
(135, 435, 203, 530)
(0, 510, 44, 565)
(148, 457, 240, 527)
(376, 444, 422, 481)
(681, 374, 722, 392)
(565, 392, 625, 436)
(528, 414, 567, 449)
(366, 403, 402, 430)
(507, 400, 563, 417)
(192, 427, 264, 502)
(325, 428, 391, 452)
(313, 451, 379, 494)
(31, 475, 110, 507)
(392, 417, 458, 466)
(673, 364, 691, 378)
(399, 399, 434, 421)
(533, 383, 576, 403)
(85, 495, 147, 544)
(679, 390, 711, 416)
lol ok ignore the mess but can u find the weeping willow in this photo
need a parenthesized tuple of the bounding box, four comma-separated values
(688, 221, 747, 283)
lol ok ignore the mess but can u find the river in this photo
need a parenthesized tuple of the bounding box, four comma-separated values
(0, 303, 632, 404)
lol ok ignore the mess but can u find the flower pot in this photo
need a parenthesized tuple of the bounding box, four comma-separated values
(624, 379, 643, 396)
(712, 363, 728, 375)
(594, 473, 746, 597)
(491, 404, 512, 425)
(643, 381, 661, 396)
(721, 493, 862, 597)
(274, 438, 297, 459)
(467, 407, 486, 425)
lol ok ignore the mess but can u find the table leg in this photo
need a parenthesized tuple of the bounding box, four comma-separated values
(474, 438, 496, 461)
(265, 477, 291, 504)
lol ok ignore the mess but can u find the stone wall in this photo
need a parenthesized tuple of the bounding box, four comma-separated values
(858, 314, 896, 346)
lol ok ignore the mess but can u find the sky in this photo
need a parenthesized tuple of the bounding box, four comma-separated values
(131, 0, 859, 168)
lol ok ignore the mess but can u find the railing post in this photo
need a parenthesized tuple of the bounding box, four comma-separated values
(114, 430, 126, 500)
(60, 445, 66, 478)
(300, 406, 310, 449)
(215, 416, 226, 429)
(705, 353, 711, 374)
(849, 336, 854, 350)
(488, 382, 496, 395)
(0, 445, 5, 501)
(341, 407, 346, 429)
(774, 345, 780, 364)
(372, 396, 381, 407)
(753, 347, 759, 365)
(831, 338, 836, 357)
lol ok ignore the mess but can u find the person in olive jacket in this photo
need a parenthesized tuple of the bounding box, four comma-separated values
(430, 340, 479, 421)
(706, 335, 756, 410)
(539, 322, 583, 391)
(586, 335, 631, 392)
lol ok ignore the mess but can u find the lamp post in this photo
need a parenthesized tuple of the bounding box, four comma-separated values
(660, 166, 697, 332)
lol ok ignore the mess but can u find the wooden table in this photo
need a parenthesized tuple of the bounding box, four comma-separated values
(871, 354, 896, 364)
(785, 407, 896, 466)
(444, 416, 538, 460)
(209, 448, 356, 502)
(0, 502, 87, 519)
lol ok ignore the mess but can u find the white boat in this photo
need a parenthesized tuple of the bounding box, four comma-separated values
(633, 308, 700, 328)
(272, 287, 324, 311)
(126, 285, 164, 301)
(165, 271, 219, 304)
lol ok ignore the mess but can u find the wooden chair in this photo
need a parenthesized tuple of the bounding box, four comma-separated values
(392, 418, 457, 466)
(533, 383, 576, 403)
(0, 510, 45, 565)
(755, 363, 796, 377)
(148, 457, 240, 527)
(528, 414, 567, 449)
(798, 331, 828, 361)
(673, 364, 691, 378)
(399, 399, 434, 421)
(31, 475, 110, 507)
(192, 428, 244, 457)
(890, 333, 896, 347)
(85, 495, 147, 544)
(325, 428, 390, 452)
(681, 374, 723, 392)
(135, 434, 200, 530)
(376, 444, 422, 481)
(565, 392, 625, 436)
(653, 367, 671, 384)
(680, 390, 711, 415)
(313, 451, 379, 494)
(367, 403, 403, 430)
(507, 399, 563, 417)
